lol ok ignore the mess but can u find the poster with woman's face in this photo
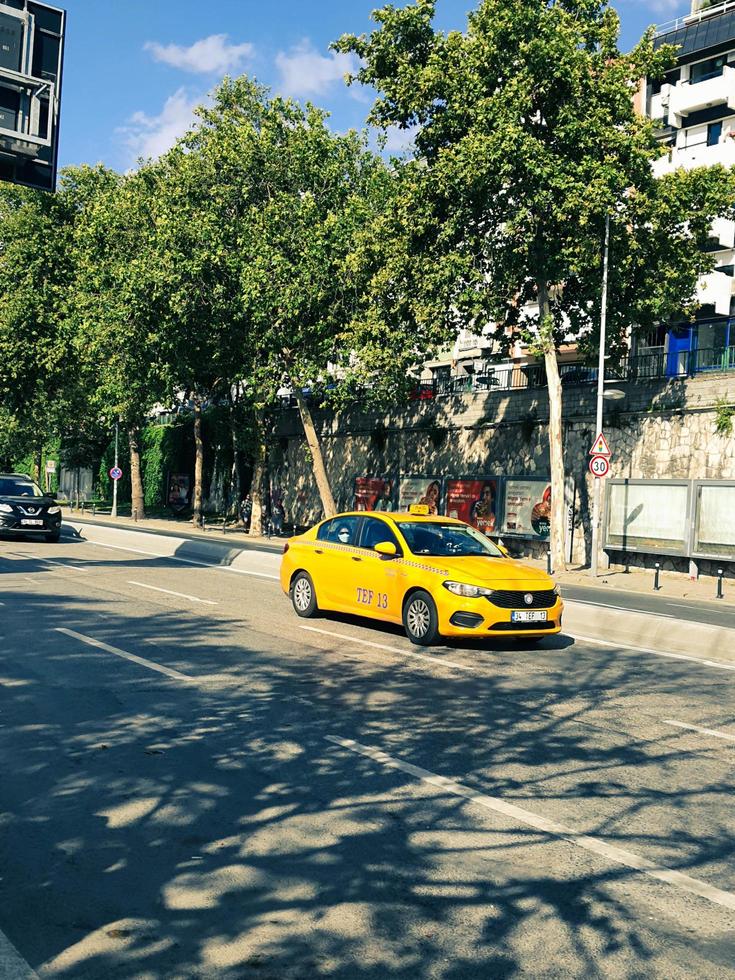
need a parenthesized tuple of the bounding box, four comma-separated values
(502, 480, 551, 539)
(354, 477, 393, 511)
(168, 473, 190, 511)
(446, 479, 497, 535)
(399, 477, 442, 515)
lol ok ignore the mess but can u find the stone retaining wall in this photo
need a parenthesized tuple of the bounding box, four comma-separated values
(272, 371, 735, 570)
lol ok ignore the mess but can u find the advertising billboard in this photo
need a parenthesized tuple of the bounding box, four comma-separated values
(354, 477, 394, 512)
(605, 480, 690, 555)
(398, 477, 442, 515)
(501, 479, 552, 539)
(692, 482, 735, 560)
(445, 478, 499, 535)
(167, 473, 190, 512)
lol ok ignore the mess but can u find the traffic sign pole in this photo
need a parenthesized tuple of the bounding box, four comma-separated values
(112, 419, 119, 519)
(591, 214, 610, 579)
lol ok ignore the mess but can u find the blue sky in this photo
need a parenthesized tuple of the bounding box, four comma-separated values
(57, 0, 692, 173)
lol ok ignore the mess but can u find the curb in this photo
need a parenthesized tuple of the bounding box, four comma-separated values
(64, 517, 283, 555)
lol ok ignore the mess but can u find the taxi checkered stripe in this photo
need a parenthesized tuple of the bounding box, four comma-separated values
(301, 539, 448, 576)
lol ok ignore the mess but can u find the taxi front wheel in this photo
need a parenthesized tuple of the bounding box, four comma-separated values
(291, 571, 319, 618)
(403, 590, 440, 646)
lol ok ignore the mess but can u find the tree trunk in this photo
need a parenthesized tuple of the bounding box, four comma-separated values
(128, 426, 146, 520)
(293, 386, 336, 518)
(192, 399, 204, 526)
(537, 275, 567, 574)
(249, 409, 266, 535)
(34, 446, 43, 485)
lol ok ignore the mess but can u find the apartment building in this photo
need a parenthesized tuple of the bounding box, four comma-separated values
(642, 0, 735, 377)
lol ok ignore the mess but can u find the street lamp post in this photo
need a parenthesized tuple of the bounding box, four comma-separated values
(111, 418, 119, 519)
(590, 215, 610, 579)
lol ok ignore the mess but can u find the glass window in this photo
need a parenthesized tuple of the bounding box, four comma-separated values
(690, 56, 726, 84)
(397, 522, 503, 558)
(316, 516, 360, 546)
(360, 517, 401, 552)
(708, 121, 723, 146)
(0, 477, 43, 497)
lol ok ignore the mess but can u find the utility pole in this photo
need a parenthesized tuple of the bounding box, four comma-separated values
(590, 214, 610, 578)
(111, 418, 119, 519)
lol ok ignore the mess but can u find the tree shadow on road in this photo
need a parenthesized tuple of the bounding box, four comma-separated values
(1, 559, 734, 979)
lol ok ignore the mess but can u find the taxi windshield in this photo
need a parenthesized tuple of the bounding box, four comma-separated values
(0, 477, 43, 497)
(399, 522, 503, 558)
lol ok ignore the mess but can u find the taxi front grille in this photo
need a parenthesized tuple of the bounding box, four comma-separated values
(488, 590, 556, 609)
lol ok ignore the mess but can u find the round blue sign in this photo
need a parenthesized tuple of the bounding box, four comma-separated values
(109, 466, 123, 481)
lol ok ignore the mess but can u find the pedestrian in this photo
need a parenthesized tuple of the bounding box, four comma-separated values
(240, 494, 253, 532)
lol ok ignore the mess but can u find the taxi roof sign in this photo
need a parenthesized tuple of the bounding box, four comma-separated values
(589, 432, 611, 457)
(409, 503, 430, 516)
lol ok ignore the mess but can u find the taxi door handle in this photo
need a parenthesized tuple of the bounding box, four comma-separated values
(351, 556, 362, 562)
(315, 549, 324, 555)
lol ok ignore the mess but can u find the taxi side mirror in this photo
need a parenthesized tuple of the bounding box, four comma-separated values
(374, 541, 398, 558)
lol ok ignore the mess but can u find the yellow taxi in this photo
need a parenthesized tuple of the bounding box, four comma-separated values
(280, 506, 563, 646)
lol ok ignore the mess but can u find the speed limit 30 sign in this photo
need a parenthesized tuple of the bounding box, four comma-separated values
(589, 454, 610, 478)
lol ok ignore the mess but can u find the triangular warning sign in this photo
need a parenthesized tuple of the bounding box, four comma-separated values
(589, 432, 611, 456)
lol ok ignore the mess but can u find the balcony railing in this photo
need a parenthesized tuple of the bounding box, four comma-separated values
(275, 347, 735, 409)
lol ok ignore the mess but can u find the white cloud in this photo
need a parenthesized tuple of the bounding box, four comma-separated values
(119, 88, 202, 163)
(380, 124, 419, 155)
(275, 39, 358, 98)
(144, 34, 254, 75)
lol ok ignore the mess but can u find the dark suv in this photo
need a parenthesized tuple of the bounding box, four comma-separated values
(0, 473, 62, 543)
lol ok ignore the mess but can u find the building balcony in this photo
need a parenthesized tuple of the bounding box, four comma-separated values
(667, 66, 735, 127)
(653, 136, 735, 176)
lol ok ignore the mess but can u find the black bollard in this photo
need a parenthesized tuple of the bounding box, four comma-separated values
(717, 568, 724, 600)
(654, 562, 661, 591)
(92, 504, 96, 517)
(546, 550, 552, 576)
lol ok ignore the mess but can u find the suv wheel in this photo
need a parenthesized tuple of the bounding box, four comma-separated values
(403, 590, 440, 646)
(291, 571, 318, 618)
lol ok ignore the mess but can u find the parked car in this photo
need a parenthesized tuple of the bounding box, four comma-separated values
(0, 473, 62, 543)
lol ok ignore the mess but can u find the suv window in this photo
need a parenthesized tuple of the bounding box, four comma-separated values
(0, 477, 43, 497)
(316, 516, 360, 546)
(360, 517, 401, 553)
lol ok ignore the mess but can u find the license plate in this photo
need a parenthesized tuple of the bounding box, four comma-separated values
(511, 610, 548, 623)
(20, 519, 44, 526)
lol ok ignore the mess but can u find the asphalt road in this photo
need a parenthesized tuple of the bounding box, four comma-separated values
(2, 533, 735, 979)
(562, 582, 735, 631)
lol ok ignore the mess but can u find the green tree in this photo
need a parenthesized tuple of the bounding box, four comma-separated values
(71, 165, 166, 519)
(175, 78, 398, 519)
(337, 0, 735, 569)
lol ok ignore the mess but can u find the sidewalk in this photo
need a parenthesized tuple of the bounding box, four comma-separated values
(61, 508, 284, 554)
(526, 558, 734, 606)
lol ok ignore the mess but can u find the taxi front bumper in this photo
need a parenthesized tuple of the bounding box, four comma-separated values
(435, 591, 564, 638)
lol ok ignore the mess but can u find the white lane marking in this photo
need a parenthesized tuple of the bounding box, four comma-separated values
(663, 720, 735, 744)
(127, 581, 218, 606)
(299, 625, 474, 672)
(0, 927, 38, 979)
(567, 632, 735, 673)
(12, 553, 88, 574)
(328, 735, 735, 912)
(567, 599, 677, 620)
(54, 628, 194, 682)
(74, 539, 279, 580)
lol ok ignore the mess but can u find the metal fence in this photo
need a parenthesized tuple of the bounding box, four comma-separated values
(276, 346, 735, 408)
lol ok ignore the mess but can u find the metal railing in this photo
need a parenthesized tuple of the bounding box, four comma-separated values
(656, 0, 735, 36)
(275, 347, 735, 409)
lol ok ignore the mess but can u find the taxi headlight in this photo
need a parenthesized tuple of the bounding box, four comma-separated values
(47, 506, 61, 515)
(443, 581, 494, 599)
(0, 503, 13, 513)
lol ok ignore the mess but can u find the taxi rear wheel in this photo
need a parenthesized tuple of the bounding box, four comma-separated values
(403, 590, 440, 646)
(291, 571, 318, 618)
